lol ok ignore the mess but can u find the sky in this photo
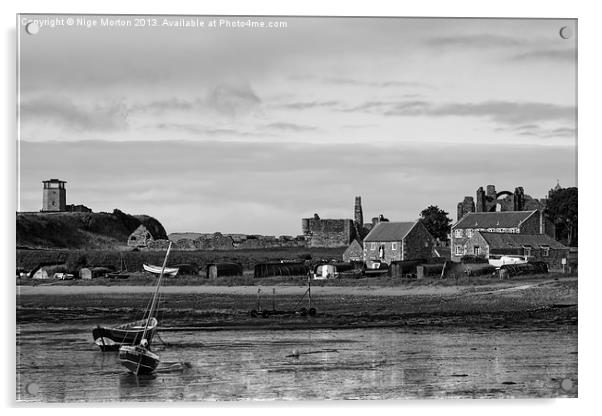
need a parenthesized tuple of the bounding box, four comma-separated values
(17, 15, 577, 235)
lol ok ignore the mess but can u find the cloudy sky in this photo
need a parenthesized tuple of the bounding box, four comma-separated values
(17, 15, 577, 235)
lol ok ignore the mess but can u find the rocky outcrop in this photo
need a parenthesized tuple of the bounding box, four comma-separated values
(16, 209, 167, 249)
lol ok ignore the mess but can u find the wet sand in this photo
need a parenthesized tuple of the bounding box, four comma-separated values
(17, 277, 578, 330)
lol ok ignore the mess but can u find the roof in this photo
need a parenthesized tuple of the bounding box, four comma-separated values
(344, 239, 363, 250)
(476, 232, 567, 249)
(363, 221, 417, 242)
(43, 178, 66, 183)
(453, 210, 537, 229)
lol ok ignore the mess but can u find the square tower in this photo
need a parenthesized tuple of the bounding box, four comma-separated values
(42, 179, 67, 212)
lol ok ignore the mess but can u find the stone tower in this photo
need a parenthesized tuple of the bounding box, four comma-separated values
(476, 187, 486, 212)
(42, 179, 66, 212)
(354, 196, 364, 239)
(457, 196, 476, 221)
(513, 187, 525, 211)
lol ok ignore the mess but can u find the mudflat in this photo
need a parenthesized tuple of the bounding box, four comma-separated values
(17, 276, 577, 330)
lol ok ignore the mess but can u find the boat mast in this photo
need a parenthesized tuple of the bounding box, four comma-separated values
(141, 242, 172, 341)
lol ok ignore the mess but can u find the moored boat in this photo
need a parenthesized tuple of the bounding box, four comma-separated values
(120, 242, 173, 375)
(143, 263, 179, 276)
(118, 343, 160, 375)
(92, 317, 158, 351)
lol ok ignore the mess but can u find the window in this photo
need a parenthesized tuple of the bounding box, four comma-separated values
(455, 245, 463, 255)
(541, 246, 550, 257)
(523, 245, 532, 257)
(466, 229, 473, 238)
(454, 229, 463, 238)
(370, 242, 376, 250)
(473, 246, 481, 255)
(392, 242, 397, 250)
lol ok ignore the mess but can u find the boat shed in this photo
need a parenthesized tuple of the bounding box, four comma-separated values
(206, 263, 243, 279)
(80, 267, 113, 280)
(31, 264, 68, 279)
(254, 262, 309, 278)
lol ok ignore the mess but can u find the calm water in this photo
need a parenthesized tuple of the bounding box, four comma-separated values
(16, 323, 577, 401)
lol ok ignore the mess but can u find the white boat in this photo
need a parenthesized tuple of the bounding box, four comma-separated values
(143, 263, 179, 276)
(488, 255, 529, 269)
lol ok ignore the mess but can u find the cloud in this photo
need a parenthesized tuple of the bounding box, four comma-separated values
(291, 75, 433, 89)
(155, 123, 257, 137)
(340, 99, 575, 126)
(510, 48, 576, 62)
(133, 98, 197, 114)
(495, 124, 576, 138)
(264, 122, 318, 132)
(20, 96, 128, 131)
(206, 84, 262, 117)
(281, 100, 342, 110)
(131, 84, 262, 117)
(426, 34, 525, 48)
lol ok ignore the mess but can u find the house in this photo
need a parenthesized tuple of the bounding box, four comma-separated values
(342, 240, 363, 262)
(362, 221, 435, 265)
(451, 210, 555, 261)
(463, 231, 569, 271)
(127, 224, 155, 248)
(432, 246, 451, 261)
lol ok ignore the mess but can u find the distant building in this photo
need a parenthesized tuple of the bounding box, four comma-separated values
(363, 221, 435, 265)
(127, 225, 155, 248)
(450, 210, 555, 261)
(65, 204, 92, 213)
(41, 179, 67, 212)
(463, 231, 569, 271)
(456, 184, 558, 221)
(302, 213, 356, 248)
(342, 240, 363, 262)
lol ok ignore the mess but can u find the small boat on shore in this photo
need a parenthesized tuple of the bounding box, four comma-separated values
(120, 243, 173, 375)
(119, 343, 160, 375)
(92, 317, 158, 351)
(143, 263, 179, 276)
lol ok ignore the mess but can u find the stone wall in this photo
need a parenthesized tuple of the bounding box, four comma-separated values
(302, 217, 355, 248)
(402, 222, 435, 261)
(164, 233, 307, 251)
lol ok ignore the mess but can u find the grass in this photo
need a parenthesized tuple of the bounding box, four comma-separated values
(16, 271, 577, 288)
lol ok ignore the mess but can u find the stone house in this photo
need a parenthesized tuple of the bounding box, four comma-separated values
(463, 231, 569, 271)
(451, 210, 555, 261)
(362, 221, 435, 265)
(342, 240, 363, 263)
(127, 224, 154, 248)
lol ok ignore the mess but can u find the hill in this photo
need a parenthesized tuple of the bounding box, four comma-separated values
(16, 209, 167, 249)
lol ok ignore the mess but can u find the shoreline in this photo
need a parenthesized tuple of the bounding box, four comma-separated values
(17, 277, 578, 330)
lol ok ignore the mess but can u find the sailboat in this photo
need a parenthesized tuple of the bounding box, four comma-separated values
(106, 253, 130, 279)
(118, 242, 173, 375)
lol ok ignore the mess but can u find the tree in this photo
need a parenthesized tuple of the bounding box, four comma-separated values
(419, 205, 452, 243)
(545, 187, 578, 246)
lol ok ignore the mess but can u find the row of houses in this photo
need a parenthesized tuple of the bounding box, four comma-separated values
(342, 209, 571, 272)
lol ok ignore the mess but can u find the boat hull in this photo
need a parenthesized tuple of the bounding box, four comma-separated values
(143, 264, 179, 276)
(92, 318, 158, 351)
(119, 345, 160, 375)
